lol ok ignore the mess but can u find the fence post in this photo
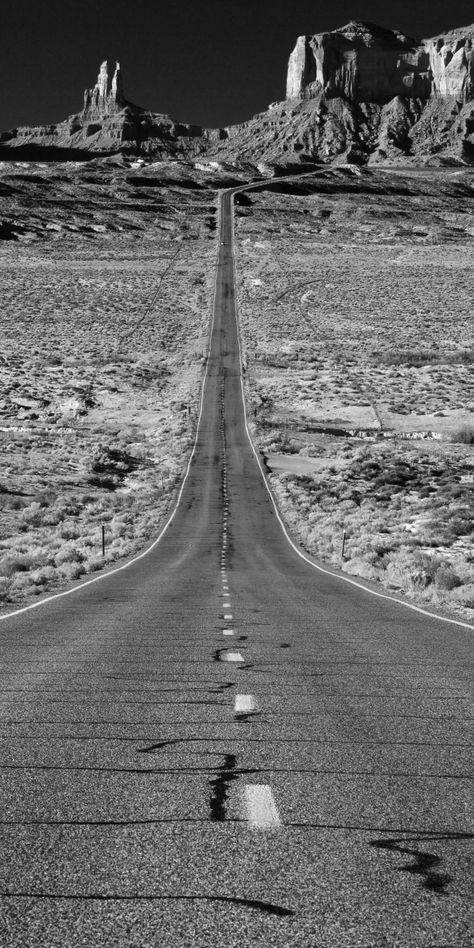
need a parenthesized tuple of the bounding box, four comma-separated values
(341, 530, 346, 561)
(102, 525, 106, 557)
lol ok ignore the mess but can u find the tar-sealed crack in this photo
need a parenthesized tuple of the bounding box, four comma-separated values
(370, 837, 453, 894)
(209, 752, 239, 821)
(0, 892, 294, 916)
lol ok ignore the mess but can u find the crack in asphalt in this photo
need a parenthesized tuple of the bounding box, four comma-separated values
(0, 734, 470, 748)
(0, 764, 469, 778)
(0, 892, 294, 916)
(209, 753, 239, 821)
(369, 835, 463, 895)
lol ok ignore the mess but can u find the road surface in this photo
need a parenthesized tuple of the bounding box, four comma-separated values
(0, 188, 473, 947)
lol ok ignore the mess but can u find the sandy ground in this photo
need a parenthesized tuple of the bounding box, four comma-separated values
(0, 158, 224, 606)
(235, 167, 474, 619)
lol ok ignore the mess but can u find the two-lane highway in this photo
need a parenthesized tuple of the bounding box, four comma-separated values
(0, 188, 473, 947)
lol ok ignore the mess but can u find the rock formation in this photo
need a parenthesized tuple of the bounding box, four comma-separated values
(210, 20, 474, 167)
(426, 26, 474, 99)
(82, 60, 126, 118)
(0, 60, 205, 160)
(285, 21, 474, 105)
(1, 22, 474, 166)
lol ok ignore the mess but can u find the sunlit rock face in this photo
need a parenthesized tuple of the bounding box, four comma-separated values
(425, 27, 474, 100)
(286, 20, 474, 104)
(82, 60, 126, 118)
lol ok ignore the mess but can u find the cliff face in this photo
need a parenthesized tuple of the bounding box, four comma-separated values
(426, 27, 474, 99)
(286, 23, 431, 102)
(286, 21, 474, 105)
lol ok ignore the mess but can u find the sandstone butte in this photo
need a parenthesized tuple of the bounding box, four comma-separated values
(1, 21, 474, 166)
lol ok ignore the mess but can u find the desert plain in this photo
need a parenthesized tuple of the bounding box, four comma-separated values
(235, 167, 474, 619)
(0, 159, 473, 621)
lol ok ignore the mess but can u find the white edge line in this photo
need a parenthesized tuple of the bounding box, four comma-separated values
(0, 190, 225, 624)
(229, 188, 474, 633)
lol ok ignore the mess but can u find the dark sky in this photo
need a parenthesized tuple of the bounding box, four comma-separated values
(1, 0, 473, 131)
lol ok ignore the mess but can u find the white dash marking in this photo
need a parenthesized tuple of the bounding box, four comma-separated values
(243, 785, 281, 829)
(235, 694, 258, 714)
(222, 629, 234, 636)
(222, 651, 244, 662)
(224, 614, 233, 620)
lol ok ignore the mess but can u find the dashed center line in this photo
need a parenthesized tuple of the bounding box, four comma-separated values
(243, 785, 281, 829)
(235, 694, 258, 714)
(222, 651, 244, 662)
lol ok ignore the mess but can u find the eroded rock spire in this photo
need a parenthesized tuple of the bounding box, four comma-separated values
(82, 60, 126, 118)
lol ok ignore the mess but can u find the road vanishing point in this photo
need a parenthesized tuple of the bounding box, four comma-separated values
(0, 187, 473, 947)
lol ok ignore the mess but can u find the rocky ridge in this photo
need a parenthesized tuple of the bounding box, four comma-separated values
(1, 22, 474, 165)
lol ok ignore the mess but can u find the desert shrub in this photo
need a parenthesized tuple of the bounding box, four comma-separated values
(0, 577, 12, 601)
(91, 446, 139, 477)
(451, 426, 474, 445)
(88, 474, 119, 490)
(59, 522, 81, 540)
(345, 558, 379, 581)
(0, 552, 47, 576)
(435, 566, 462, 590)
(18, 503, 46, 529)
(379, 349, 474, 367)
(30, 565, 56, 586)
(57, 561, 86, 582)
(54, 544, 85, 567)
(449, 583, 474, 609)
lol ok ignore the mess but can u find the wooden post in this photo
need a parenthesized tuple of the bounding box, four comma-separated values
(102, 525, 105, 557)
(341, 530, 346, 561)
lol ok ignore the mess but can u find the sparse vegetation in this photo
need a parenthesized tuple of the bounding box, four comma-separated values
(236, 168, 474, 620)
(0, 159, 218, 608)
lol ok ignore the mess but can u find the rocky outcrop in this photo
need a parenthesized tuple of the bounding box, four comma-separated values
(286, 20, 474, 105)
(426, 27, 474, 99)
(286, 22, 431, 102)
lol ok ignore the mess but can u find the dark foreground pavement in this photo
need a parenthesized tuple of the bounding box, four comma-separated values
(0, 190, 473, 947)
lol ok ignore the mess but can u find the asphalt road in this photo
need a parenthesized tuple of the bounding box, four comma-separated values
(0, 188, 473, 947)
